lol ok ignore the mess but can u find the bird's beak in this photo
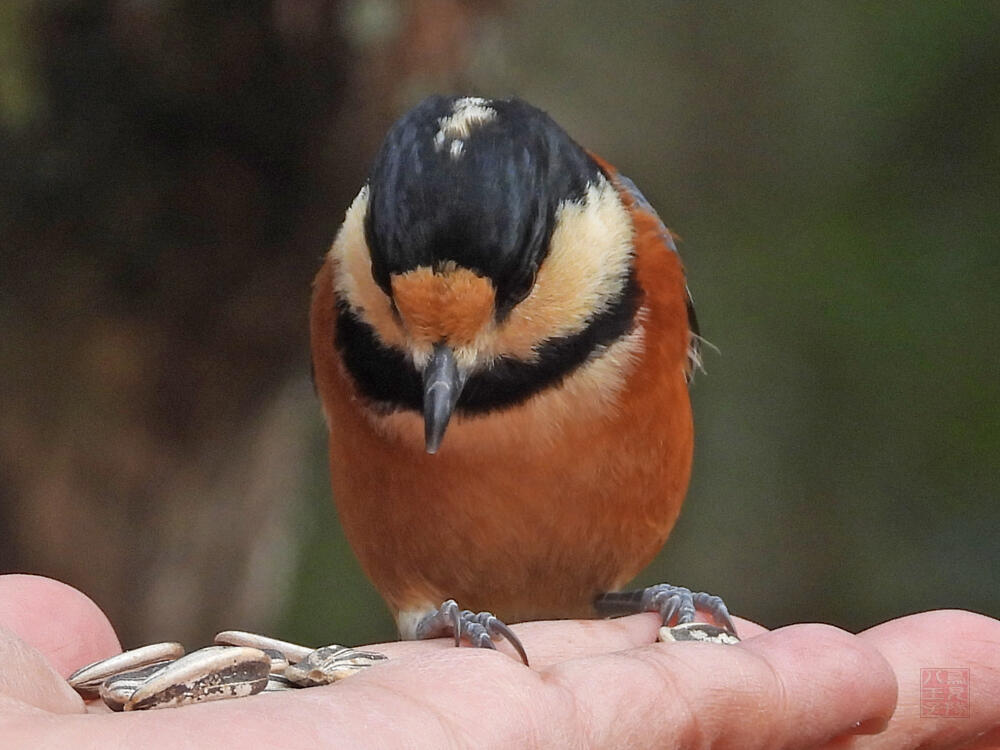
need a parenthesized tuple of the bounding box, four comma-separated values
(422, 343, 467, 454)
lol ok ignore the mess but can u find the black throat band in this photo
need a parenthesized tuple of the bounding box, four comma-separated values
(333, 271, 640, 417)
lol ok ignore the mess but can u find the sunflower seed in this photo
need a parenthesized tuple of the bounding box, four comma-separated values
(67, 632, 390, 710)
(124, 646, 270, 710)
(99, 661, 174, 711)
(658, 622, 741, 644)
(67, 643, 184, 697)
(284, 645, 388, 687)
(213, 630, 313, 664)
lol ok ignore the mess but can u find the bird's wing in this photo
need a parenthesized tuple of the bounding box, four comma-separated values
(614, 172, 703, 381)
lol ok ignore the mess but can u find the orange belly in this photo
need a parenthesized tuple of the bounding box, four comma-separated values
(328, 371, 690, 621)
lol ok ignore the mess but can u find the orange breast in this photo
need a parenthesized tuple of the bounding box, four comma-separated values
(310, 182, 694, 623)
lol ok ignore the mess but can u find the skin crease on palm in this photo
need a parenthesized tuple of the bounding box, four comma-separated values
(0, 575, 998, 749)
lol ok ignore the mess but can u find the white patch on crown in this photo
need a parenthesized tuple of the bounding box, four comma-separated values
(437, 97, 496, 139)
(434, 97, 496, 160)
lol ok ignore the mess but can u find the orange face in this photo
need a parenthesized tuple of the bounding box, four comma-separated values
(390, 264, 496, 349)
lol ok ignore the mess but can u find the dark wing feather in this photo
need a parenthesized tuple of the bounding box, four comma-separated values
(616, 173, 702, 381)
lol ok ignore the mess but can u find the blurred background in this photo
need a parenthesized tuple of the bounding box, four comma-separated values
(1, 0, 997, 650)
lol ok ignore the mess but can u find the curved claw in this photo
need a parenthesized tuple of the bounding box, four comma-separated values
(485, 616, 529, 666)
(692, 592, 736, 635)
(448, 600, 463, 648)
(414, 601, 530, 666)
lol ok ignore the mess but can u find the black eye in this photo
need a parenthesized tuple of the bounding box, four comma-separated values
(370, 260, 391, 297)
(508, 266, 537, 306)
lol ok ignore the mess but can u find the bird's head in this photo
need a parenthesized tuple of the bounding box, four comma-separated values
(330, 96, 639, 453)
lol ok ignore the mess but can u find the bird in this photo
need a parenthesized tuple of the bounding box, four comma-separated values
(310, 95, 735, 664)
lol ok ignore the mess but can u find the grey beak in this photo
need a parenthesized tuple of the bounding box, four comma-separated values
(423, 344, 466, 454)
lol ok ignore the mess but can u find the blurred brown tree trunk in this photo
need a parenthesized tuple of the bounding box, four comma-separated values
(0, 0, 499, 647)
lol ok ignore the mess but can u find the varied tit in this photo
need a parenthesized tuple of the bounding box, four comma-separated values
(310, 95, 735, 664)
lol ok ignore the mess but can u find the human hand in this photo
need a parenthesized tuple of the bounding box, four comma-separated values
(1, 574, 998, 749)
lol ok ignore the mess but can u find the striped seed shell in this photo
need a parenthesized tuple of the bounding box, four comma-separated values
(284, 645, 388, 687)
(99, 661, 174, 711)
(68, 643, 184, 697)
(658, 622, 741, 644)
(124, 646, 270, 711)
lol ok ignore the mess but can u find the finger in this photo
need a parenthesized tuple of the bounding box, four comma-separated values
(545, 623, 897, 750)
(0, 575, 120, 715)
(363, 613, 767, 667)
(0, 625, 85, 714)
(851, 610, 1000, 750)
(0, 575, 120, 677)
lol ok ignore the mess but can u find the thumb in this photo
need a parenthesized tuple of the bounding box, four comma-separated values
(0, 574, 120, 713)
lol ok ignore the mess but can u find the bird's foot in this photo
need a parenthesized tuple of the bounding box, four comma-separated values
(595, 584, 740, 644)
(415, 599, 529, 665)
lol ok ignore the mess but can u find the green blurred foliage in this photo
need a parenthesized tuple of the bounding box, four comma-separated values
(281, 421, 399, 646)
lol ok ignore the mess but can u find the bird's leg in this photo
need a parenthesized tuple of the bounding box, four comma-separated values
(414, 599, 529, 665)
(595, 585, 740, 644)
